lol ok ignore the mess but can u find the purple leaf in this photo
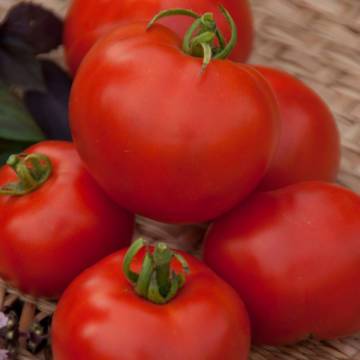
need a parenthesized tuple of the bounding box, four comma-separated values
(0, 2, 63, 55)
(0, 313, 8, 329)
(0, 349, 8, 360)
(0, 39, 44, 91)
(24, 60, 72, 140)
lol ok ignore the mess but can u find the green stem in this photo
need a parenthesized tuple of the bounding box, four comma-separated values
(122, 238, 145, 283)
(190, 31, 215, 60)
(147, 6, 238, 71)
(134, 252, 153, 298)
(200, 42, 212, 71)
(123, 239, 190, 304)
(213, 6, 238, 60)
(153, 242, 172, 296)
(191, 31, 216, 48)
(0, 153, 52, 196)
(182, 17, 203, 54)
(147, 8, 200, 30)
(215, 28, 226, 50)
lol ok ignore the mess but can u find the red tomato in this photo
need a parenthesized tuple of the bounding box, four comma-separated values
(70, 21, 279, 223)
(52, 241, 250, 360)
(64, 0, 253, 74)
(255, 66, 340, 191)
(0, 141, 134, 298)
(204, 182, 360, 345)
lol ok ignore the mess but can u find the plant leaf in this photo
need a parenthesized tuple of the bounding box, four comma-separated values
(24, 60, 72, 140)
(0, 2, 63, 55)
(0, 313, 8, 328)
(0, 82, 45, 142)
(0, 38, 45, 91)
(0, 349, 9, 360)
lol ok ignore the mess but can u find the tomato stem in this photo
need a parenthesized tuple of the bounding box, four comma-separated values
(123, 238, 190, 304)
(213, 6, 238, 60)
(147, 6, 237, 71)
(146, 8, 200, 29)
(0, 153, 52, 196)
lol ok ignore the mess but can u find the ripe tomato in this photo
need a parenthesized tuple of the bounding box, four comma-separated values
(64, 0, 253, 73)
(255, 66, 340, 191)
(204, 182, 360, 345)
(70, 17, 279, 223)
(0, 141, 134, 298)
(52, 240, 250, 360)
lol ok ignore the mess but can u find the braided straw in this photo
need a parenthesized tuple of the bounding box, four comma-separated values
(0, 0, 359, 359)
(251, 0, 360, 194)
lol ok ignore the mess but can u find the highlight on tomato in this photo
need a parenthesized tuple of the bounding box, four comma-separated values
(255, 66, 340, 191)
(64, 0, 253, 73)
(204, 181, 360, 345)
(70, 7, 279, 223)
(0, 141, 134, 298)
(52, 239, 250, 360)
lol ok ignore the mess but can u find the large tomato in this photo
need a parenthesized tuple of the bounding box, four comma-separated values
(52, 240, 250, 360)
(70, 18, 279, 223)
(0, 141, 134, 298)
(255, 66, 340, 191)
(204, 182, 360, 345)
(64, 0, 253, 73)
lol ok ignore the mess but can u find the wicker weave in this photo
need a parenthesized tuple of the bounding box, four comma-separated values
(0, 0, 359, 359)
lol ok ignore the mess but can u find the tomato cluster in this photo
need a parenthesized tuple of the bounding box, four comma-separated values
(0, 1, 358, 359)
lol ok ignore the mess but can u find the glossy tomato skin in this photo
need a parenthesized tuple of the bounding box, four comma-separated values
(70, 24, 279, 223)
(52, 248, 250, 360)
(255, 66, 340, 191)
(64, 0, 253, 73)
(0, 141, 134, 298)
(204, 182, 360, 345)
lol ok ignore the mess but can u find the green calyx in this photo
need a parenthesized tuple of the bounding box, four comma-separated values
(147, 6, 238, 71)
(0, 153, 52, 196)
(123, 238, 190, 305)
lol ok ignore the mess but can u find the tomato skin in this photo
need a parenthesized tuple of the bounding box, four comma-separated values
(255, 66, 340, 191)
(52, 248, 250, 360)
(64, 0, 253, 74)
(70, 24, 279, 223)
(0, 141, 134, 298)
(203, 182, 360, 345)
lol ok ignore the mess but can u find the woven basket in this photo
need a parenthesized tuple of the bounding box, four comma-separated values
(0, 0, 359, 359)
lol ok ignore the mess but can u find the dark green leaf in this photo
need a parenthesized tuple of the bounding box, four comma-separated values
(0, 82, 45, 142)
(0, 3, 63, 55)
(0, 139, 30, 165)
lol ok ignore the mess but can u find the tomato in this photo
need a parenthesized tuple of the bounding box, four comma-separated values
(0, 141, 134, 298)
(255, 66, 340, 191)
(204, 182, 360, 345)
(64, 0, 253, 74)
(70, 14, 279, 223)
(52, 239, 250, 360)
